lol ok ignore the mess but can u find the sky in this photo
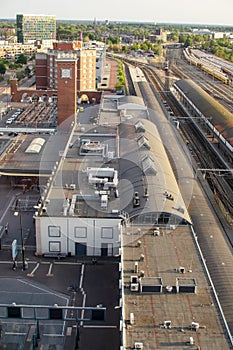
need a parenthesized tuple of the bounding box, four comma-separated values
(0, 0, 232, 26)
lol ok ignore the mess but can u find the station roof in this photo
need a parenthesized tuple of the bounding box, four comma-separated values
(96, 94, 149, 129)
(117, 95, 147, 110)
(118, 119, 191, 224)
(41, 118, 191, 225)
(0, 132, 69, 176)
(174, 79, 233, 146)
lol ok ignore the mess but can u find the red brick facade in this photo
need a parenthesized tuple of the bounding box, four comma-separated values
(10, 79, 57, 101)
(10, 79, 102, 104)
(53, 41, 82, 51)
(35, 43, 96, 92)
(35, 54, 48, 89)
(57, 60, 77, 130)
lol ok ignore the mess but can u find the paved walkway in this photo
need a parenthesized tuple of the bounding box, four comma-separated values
(106, 59, 118, 90)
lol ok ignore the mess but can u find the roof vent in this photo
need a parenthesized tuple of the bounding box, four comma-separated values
(134, 120, 145, 132)
(177, 206, 185, 214)
(141, 155, 157, 175)
(179, 266, 185, 274)
(137, 135, 150, 150)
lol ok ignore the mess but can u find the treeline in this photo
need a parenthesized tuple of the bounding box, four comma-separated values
(0, 20, 232, 62)
(56, 22, 233, 62)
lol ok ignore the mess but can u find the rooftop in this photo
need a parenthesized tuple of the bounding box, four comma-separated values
(174, 79, 233, 147)
(0, 131, 69, 176)
(122, 225, 230, 349)
(39, 113, 190, 225)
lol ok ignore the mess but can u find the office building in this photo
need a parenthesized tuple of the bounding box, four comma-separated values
(16, 14, 56, 45)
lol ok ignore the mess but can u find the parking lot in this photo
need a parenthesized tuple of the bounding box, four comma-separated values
(0, 252, 120, 349)
(0, 171, 120, 349)
(0, 101, 57, 129)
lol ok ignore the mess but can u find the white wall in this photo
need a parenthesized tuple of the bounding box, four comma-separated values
(35, 215, 121, 257)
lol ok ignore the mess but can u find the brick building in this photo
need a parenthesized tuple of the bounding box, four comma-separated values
(36, 41, 96, 92)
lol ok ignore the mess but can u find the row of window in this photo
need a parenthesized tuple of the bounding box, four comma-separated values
(48, 241, 114, 254)
(132, 213, 189, 226)
(82, 64, 94, 68)
(48, 226, 114, 239)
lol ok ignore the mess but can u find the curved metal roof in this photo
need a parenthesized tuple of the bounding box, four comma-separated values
(117, 95, 147, 110)
(118, 118, 192, 224)
(174, 79, 233, 146)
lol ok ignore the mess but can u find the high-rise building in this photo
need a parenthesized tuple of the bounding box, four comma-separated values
(16, 14, 56, 44)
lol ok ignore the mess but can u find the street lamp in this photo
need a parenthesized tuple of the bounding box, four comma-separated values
(14, 211, 27, 270)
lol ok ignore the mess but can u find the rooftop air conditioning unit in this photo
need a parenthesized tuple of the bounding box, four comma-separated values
(164, 320, 172, 329)
(130, 283, 139, 292)
(191, 322, 199, 331)
(134, 342, 143, 349)
(131, 276, 138, 283)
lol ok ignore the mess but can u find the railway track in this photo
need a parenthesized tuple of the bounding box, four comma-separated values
(172, 60, 233, 112)
(120, 57, 233, 242)
(145, 65, 233, 218)
(123, 63, 137, 96)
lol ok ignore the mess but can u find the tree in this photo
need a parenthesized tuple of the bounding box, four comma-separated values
(16, 54, 28, 65)
(16, 71, 26, 81)
(0, 61, 6, 75)
(8, 62, 22, 70)
(184, 36, 194, 47)
(24, 66, 31, 77)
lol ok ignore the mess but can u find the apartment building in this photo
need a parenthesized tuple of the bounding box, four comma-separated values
(0, 43, 37, 60)
(36, 41, 96, 92)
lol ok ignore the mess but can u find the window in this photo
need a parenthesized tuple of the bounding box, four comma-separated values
(75, 227, 87, 238)
(49, 241, 61, 252)
(48, 226, 61, 237)
(101, 227, 113, 239)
